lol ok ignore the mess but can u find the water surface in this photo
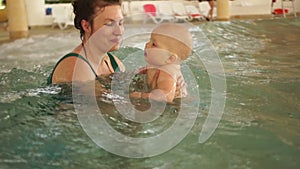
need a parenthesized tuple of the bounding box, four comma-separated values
(0, 18, 299, 169)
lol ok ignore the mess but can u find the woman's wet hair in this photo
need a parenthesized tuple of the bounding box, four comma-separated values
(72, 0, 121, 39)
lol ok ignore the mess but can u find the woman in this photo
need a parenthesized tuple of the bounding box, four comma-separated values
(207, 0, 214, 21)
(48, 0, 125, 84)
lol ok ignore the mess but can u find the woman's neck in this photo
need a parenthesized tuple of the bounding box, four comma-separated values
(82, 40, 107, 66)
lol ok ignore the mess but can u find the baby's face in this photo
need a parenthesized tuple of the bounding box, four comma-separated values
(144, 34, 177, 66)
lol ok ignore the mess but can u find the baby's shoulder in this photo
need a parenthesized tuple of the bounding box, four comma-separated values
(159, 65, 182, 80)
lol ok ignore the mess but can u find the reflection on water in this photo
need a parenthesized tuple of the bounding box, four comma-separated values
(0, 18, 299, 168)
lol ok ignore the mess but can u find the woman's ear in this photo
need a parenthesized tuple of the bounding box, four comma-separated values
(166, 54, 178, 64)
(81, 20, 91, 35)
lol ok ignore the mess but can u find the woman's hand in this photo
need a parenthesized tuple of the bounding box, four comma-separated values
(175, 75, 187, 98)
(130, 91, 143, 98)
(137, 66, 147, 74)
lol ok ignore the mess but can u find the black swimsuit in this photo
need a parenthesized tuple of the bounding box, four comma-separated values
(47, 52, 119, 84)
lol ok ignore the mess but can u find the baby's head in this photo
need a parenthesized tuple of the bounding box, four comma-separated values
(145, 23, 193, 65)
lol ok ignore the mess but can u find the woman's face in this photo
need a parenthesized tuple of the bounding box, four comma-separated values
(87, 5, 124, 52)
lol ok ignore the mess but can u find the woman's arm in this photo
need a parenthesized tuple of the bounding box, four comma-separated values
(130, 71, 176, 103)
(52, 56, 95, 84)
(175, 75, 187, 98)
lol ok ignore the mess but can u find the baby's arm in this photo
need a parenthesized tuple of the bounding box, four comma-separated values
(130, 71, 176, 103)
(152, 73, 176, 102)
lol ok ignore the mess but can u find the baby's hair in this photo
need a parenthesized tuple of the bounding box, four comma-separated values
(152, 23, 193, 60)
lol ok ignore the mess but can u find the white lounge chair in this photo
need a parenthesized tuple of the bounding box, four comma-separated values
(185, 5, 206, 21)
(172, 2, 191, 21)
(157, 3, 175, 22)
(282, 0, 297, 17)
(52, 5, 74, 30)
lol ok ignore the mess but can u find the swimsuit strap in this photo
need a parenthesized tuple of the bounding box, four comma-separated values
(74, 53, 98, 76)
(107, 52, 119, 72)
(47, 53, 97, 84)
(150, 69, 160, 89)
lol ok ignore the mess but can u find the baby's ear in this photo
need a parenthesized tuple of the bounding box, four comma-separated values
(166, 54, 178, 64)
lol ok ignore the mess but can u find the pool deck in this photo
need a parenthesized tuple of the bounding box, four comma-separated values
(0, 22, 78, 45)
(0, 22, 159, 45)
(0, 13, 296, 45)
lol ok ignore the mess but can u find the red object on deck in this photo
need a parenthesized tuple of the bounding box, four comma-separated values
(273, 8, 289, 15)
(143, 4, 157, 17)
(190, 14, 202, 17)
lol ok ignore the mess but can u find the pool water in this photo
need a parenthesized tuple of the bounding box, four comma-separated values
(0, 18, 299, 168)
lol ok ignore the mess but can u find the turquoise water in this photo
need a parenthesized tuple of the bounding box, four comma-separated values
(0, 18, 299, 168)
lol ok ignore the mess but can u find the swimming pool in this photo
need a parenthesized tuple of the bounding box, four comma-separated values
(0, 18, 299, 168)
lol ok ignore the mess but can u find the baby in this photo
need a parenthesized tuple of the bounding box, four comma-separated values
(130, 23, 193, 102)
